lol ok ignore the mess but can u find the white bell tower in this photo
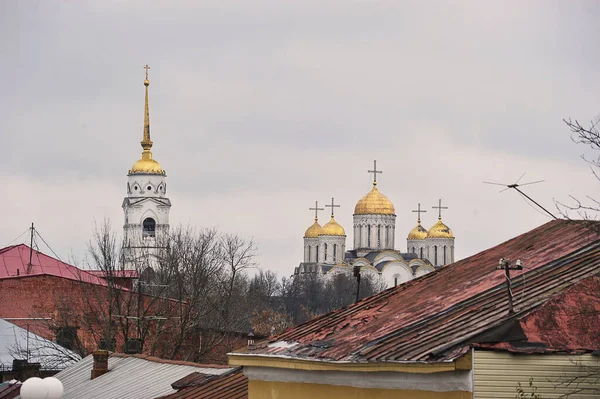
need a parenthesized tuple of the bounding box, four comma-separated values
(122, 65, 171, 268)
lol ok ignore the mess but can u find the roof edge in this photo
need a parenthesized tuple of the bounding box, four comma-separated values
(228, 352, 471, 373)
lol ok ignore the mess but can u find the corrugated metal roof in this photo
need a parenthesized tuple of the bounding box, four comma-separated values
(0, 318, 80, 370)
(55, 353, 233, 399)
(159, 368, 247, 399)
(0, 244, 107, 286)
(0, 382, 21, 399)
(234, 220, 600, 363)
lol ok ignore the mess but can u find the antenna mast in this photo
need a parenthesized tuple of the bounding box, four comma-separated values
(483, 173, 557, 219)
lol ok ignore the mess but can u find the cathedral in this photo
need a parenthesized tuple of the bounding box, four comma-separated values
(295, 162, 455, 288)
(122, 66, 171, 268)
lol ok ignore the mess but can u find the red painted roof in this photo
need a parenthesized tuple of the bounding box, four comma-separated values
(159, 368, 247, 399)
(475, 275, 600, 354)
(0, 244, 107, 286)
(236, 220, 600, 363)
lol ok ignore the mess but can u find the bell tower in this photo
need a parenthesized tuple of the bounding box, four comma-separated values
(122, 65, 171, 268)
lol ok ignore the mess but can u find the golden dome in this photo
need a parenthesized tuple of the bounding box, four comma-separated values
(427, 218, 454, 239)
(304, 219, 322, 238)
(130, 157, 165, 175)
(319, 216, 346, 236)
(354, 183, 395, 215)
(408, 222, 427, 240)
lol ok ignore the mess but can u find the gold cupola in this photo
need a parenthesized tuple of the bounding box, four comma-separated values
(129, 65, 165, 176)
(427, 218, 454, 239)
(354, 182, 395, 215)
(408, 222, 428, 240)
(319, 216, 346, 236)
(304, 219, 322, 238)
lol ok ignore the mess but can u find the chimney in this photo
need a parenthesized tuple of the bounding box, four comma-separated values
(91, 350, 109, 380)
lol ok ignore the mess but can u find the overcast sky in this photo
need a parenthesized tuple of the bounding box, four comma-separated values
(2, 1, 600, 275)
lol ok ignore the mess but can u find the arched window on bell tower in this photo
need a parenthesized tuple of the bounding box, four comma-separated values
(143, 218, 156, 238)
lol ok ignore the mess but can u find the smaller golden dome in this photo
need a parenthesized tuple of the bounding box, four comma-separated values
(304, 219, 322, 238)
(427, 218, 454, 239)
(354, 183, 395, 215)
(319, 216, 346, 236)
(408, 222, 427, 240)
(130, 157, 165, 175)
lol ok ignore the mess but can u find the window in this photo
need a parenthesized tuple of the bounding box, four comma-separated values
(394, 276, 398, 287)
(420, 247, 423, 259)
(324, 243, 328, 261)
(147, 185, 152, 191)
(368, 225, 371, 247)
(333, 244, 337, 260)
(434, 246, 438, 265)
(377, 225, 381, 248)
(308, 246, 311, 261)
(316, 245, 320, 263)
(444, 246, 447, 264)
(56, 326, 79, 351)
(143, 218, 156, 238)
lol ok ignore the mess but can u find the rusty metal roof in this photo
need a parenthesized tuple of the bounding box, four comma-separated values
(235, 220, 600, 363)
(159, 368, 247, 399)
(474, 275, 600, 354)
(55, 353, 233, 399)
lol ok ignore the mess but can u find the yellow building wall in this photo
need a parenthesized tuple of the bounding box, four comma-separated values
(249, 380, 472, 399)
(473, 350, 599, 398)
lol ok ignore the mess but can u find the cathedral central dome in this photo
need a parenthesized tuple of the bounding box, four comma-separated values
(354, 183, 395, 215)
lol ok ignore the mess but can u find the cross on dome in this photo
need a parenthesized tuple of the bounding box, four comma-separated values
(412, 203, 427, 224)
(325, 197, 340, 217)
(432, 199, 448, 219)
(144, 64, 151, 80)
(368, 160, 383, 186)
(309, 201, 324, 221)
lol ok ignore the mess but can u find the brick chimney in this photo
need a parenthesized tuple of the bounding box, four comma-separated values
(91, 350, 109, 380)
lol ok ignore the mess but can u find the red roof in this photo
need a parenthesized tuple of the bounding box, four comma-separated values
(0, 244, 107, 286)
(237, 220, 600, 363)
(474, 275, 600, 354)
(159, 368, 247, 399)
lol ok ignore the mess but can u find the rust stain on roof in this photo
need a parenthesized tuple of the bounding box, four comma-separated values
(240, 220, 600, 363)
(159, 368, 247, 399)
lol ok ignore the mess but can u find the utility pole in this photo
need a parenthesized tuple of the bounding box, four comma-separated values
(496, 258, 523, 314)
(353, 266, 361, 303)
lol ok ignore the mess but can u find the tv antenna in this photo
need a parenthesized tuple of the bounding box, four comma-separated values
(483, 173, 557, 220)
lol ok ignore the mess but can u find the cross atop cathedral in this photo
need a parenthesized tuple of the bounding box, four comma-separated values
(144, 64, 151, 80)
(325, 197, 340, 217)
(309, 201, 324, 220)
(432, 199, 448, 219)
(412, 203, 427, 223)
(368, 160, 382, 185)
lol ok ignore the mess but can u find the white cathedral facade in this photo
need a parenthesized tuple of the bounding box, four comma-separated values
(122, 67, 171, 268)
(295, 163, 455, 288)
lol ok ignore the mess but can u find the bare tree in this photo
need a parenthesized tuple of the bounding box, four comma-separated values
(558, 117, 600, 217)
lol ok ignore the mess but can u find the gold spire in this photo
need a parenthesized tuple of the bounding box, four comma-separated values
(141, 64, 153, 158)
(129, 65, 165, 175)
